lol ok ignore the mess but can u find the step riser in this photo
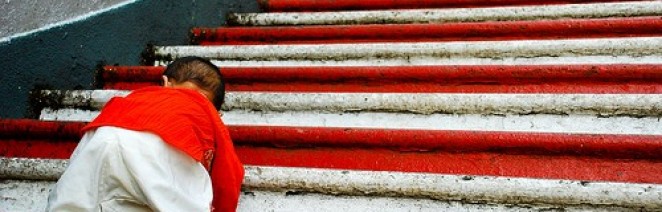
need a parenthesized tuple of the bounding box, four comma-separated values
(101, 65, 662, 83)
(6, 131, 661, 160)
(221, 147, 662, 184)
(104, 81, 662, 93)
(194, 17, 662, 45)
(2, 158, 661, 209)
(36, 90, 662, 117)
(229, 2, 662, 26)
(40, 109, 662, 135)
(100, 65, 662, 93)
(260, 0, 631, 12)
(153, 37, 662, 66)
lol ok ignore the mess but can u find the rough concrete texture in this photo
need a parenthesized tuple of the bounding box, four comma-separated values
(229, 1, 662, 26)
(154, 37, 662, 62)
(186, 55, 662, 67)
(0, 181, 636, 212)
(0, 157, 65, 180)
(242, 166, 662, 209)
(0, 181, 637, 212)
(222, 92, 662, 117)
(0, 180, 54, 212)
(237, 190, 634, 212)
(37, 90, 662, 117)
(0, 0, 260, 118)
(0, 0, 130, 38)
(40, 107, 662, 136)
(2, 158, 661, 210)
(36, 89, 129, 109)
(40, 108, 662, 135)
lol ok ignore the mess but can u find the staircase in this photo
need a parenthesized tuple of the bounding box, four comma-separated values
(2, 0, 662, 211)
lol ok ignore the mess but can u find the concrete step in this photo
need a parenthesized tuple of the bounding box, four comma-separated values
(192, 16, 662, 45)
(4, 119, 660, 186)
(34, 90, 662, 117)
(3, 119, 660, 160)
(6, 142, 662, 183)
(99, 65, 662, 93)
(33, 89, 662, 138)
(10, 181, 637, 212)
(258, 0, 633, 12)
(149, 37, 662, 66)
(5, 120, 662, 184)
(228, 1, 662, 26)
(39, 108, 662, 135)
(2, 157, 661, 211)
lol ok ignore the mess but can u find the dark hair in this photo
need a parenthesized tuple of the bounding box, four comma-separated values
(162, 56, 225, 110)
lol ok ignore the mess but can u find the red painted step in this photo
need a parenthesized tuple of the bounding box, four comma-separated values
(191, 16, 662, 45)
(4, 137, 662, 184)
(2, 119, 662, 184)
(3, 119, 662, 160)
(259, 0, 630, 12)
(238, 147, 662, 184)
(6, 139, 661, 184)
(99, 65, 662, 93)
(104, 81, 662, 93)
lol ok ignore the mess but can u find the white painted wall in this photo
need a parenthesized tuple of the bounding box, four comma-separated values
(0, 0, 133, 39)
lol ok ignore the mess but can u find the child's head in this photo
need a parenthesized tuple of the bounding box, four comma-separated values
(162, 56, 225, 110)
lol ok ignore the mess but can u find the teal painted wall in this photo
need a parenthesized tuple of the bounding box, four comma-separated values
(0, 0, 259, 118)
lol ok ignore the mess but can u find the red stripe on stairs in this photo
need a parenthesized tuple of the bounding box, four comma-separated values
(192, 17, 662, 45)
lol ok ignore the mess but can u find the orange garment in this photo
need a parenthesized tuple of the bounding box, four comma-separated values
(82, 86, 244, 212)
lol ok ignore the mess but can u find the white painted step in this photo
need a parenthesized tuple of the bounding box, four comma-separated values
(37, 90, 662, 117)
(228, 1, 662, 26)
(2, 157, 661, 210)
(153, 37, 662, 66)
(0, 181, 637, 212)
(40, 108, 662, 135)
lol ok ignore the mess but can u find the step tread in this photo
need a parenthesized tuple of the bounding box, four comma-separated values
(229, 1, 662, 26)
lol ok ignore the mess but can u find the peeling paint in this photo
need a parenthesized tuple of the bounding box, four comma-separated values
(36, 90, 129, 109)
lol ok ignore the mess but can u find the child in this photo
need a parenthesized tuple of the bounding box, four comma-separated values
(47, 57, 244, 212)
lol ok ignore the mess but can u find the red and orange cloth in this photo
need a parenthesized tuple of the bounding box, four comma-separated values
(82, 86, 244, 212)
